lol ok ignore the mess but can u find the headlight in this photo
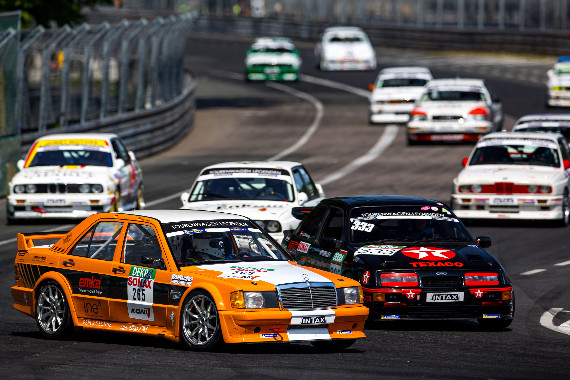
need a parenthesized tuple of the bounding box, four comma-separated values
(265, 221, 281, 233)
(230, 291, 270, 309)
(79, 184, 91, 193)
(25, 184, 37, 193)
(342, 286, 361, 305)
(459, 185, 471, 193)
(244, 292, 265, 308)
(527, 185, 538, 193)
(14, 185, 25, 194)
(91, 184, 104, 193)
(471, 184, 482, 193)
(539, 185, 551, 193)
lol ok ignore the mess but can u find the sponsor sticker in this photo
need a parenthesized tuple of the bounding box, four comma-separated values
(337, 330, 352, 335)
(483, 314, 501, 319)
(362, 270, 371, 285)
(218, 265, 275, 281)
(78, 276, 103, 295)
(426, 292, 464, 302)
(401, 247, 456, 261)
(297, 242, 311, 253)
(410, 261, 464, 268)
(351, 220, 374, 232)
(261, 333, 279, 338)
(171, 274, 193, 286)
(381, 315, 401, 320)
(127, 266, 156, 321)
(354, 245, 404, 257)
(301, 316, 327, 325)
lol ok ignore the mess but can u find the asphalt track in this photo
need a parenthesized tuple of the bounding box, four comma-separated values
(1, 34, 570, 379)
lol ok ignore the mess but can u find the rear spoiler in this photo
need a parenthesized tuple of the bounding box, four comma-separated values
(291, 206, 314, 220)
(17, 231, 69, 253)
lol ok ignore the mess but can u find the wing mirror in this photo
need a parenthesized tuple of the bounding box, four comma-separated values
(17, 159, 24, 171)
(180, 192, 190, 204)
(476, 236, 492, 248)
(298, 191, 309, 205)
(368, 83, 375, 91)
(128, 151, 136, 161)
(292, 206, 314, 220)
(462, 157, 469, 167)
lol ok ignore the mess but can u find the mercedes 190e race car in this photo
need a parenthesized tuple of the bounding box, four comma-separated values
(11, 210, 367, 351)
(6, 133, 144, 223)
(245, 37, 301, 81)
(407, 78, 503, 144)
(451, 132, 570, 225)
(369, 66, 432, 124)
(546, 57, 570, 107)
(314, 26, 376, 71)
(283, 196, 514, 330)
(179, 161, 325, 242)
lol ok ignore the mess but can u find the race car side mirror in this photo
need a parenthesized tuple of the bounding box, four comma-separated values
(180, 192, 190, 204)
(298, 191, 309, 205)
(368, 83, 374, 91)
(17, 159, 24, 171)
(462, 157, 469, 167)
(564, 159, 570, 170)
(292, 206, 314, 220)
(476, 236, 492, 248)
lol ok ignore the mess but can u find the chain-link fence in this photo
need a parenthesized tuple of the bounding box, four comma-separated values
(121, 0, 570, 31)
(17, 13, 194, 134)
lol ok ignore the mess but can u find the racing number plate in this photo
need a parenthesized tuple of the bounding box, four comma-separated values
(425, 292, 464, 302)
(44, 199, 67, 206)
(300, 316, 327, 325)
(490, 197, 515, 205)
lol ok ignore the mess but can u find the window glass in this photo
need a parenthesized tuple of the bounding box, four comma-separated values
(295, 205, 328, 244)
(124, 224, 163, 268)
(321, 208, 344, 241)
(70, 221, 124, 261)
(293, 166, 319, 200)
(111, 139, 130, 164)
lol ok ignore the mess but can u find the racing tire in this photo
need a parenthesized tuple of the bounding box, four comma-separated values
(35, 281, 72, 339)
(110, 188, 121, 212)
(558, 190, 570, 227)
(477, 318, 512, 331)
(180, 290, 222, 351)
(135, 185, 145, 210)
(311, 339, 357, 352)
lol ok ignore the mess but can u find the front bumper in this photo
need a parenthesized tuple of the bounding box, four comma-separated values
(364, 287, 514, 321)
(218, 305, 368, 344)
(322, 60, 375, 71)
(407, 121, 493, 142)
(547, 90, 570, 106)
(246, 66, 298, 81)
(451, 194, 564, 220)
(7, 193, 115, 219)
(370, 104, 413, 124)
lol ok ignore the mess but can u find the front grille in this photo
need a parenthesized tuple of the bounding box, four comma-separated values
(422, 276, 463, 288)
(277, 283, 337, 309)
(432, 115, 462, 121)
(22, 184, 94, 194)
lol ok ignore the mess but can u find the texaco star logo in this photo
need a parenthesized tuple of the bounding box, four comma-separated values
(401, 247, 456, 261)
(406, 290, 415, 299)
(474, 289, 484, 298)
(362, 271, 370, 285)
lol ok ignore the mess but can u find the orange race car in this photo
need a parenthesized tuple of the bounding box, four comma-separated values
(11, 210, 368, 351)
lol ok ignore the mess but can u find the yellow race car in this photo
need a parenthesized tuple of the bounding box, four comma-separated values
(11, 210, 367, 351)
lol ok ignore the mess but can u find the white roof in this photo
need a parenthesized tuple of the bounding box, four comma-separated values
(121, 209, 249, 223)
(426, 78, 486, 89)
(323, 26, 367, 35)
(35, 133, 118, 143)
(200, 161, 302, 171)
(379, 66, 431, 76)
(251, 37, 295, 50)
(515, 114, 570, 125)
(479, 131, 561, 144)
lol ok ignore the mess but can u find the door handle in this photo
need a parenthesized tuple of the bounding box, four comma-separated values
(62, 260, 75, 267)
(113, 267, 125, 274)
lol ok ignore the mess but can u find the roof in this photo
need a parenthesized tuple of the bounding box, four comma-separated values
(515, 114, 570, 125)
(320, 195, 443, 208)
(426, 78, 485, 89)
(35, 133, 119, 142)
(200, 161, 302, 171)
(480, 131, 561, 143)
(323, 26, 366, 35)
(379, 66, 432, 76)
(251, 37, 295, 50)
(120, 209, 249, 223)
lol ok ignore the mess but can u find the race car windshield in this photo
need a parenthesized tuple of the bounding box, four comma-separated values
(378, 78, 429, 88)
(28, 148, 113, 167)
(162, 220, 290, 266)
(189, 178, 295, 202)
(469, 143, 561, 167)
(420, 90, 486, 102)
(328, 35, 365, 43)
(252, 47, 294, 53)
(515, 126, 570, 141)
(349, 206, 472, 245)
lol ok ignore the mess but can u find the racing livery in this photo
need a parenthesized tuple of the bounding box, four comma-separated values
(283, 196, 514, 329)
(369, 66, 432, 124)
(6, 133, 144, 223)
(179, 161, 325, 242)
(407, 78, 503, 144)
(451, 132, 570, 224)
(546, 57, 570, 107)
(245, 37, 301, 81)
(513, 114, 570, 147)
(314, 26, 376, 71)
(11, 210, 367, 351)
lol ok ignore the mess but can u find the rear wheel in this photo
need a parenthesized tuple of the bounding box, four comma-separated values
(180, 290, 222, 351)
(110, 188, 121, 212)
(36, 281, 72, 339)
(559, 190, 569, 227)
(311, 339, 357, 352)
(135, 186, 145, 210)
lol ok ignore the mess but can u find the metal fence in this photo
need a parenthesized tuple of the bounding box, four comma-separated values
(121, 0, 570, 31)
(17, 14, 194, 134)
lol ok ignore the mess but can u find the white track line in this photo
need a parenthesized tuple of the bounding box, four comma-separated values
(554, 260, 570, 266)
(540, 308, 570, 337)
(520, 268, 547, 276)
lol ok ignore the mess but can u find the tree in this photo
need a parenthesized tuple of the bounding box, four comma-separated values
(0, 0, 112, 28)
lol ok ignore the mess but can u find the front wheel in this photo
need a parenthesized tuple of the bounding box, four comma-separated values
(558, 190, 570, 227)
(36, 281, 72, 339)
(311, 339, 357, 352)
(180, 290, 222, 351)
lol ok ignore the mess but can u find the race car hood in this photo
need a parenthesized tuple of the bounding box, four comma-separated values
(419, 101, 487, 116)
(181, 200, 294, 219)
(456, 165, 560, 185)
(10, 165, 115, 185)
(371, 87, 425, 102)
(353, 244, 500, 271)
(187, 261, 334, 285)
(246, 52, 300, 67)
(322, 43, 374, 60)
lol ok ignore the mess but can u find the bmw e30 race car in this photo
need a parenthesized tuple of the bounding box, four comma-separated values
(6, 133, 144, 223)
(11, 210, 367, 351)
(546, 57, 570, 107)
(245, 37, 301, 81)
(314, 26, 376, 71)
(179, 161, 325, 242)
(283, 196, 514, 330)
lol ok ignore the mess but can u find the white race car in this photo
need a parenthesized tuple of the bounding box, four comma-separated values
(314, 26, 376, 71)
(245, 37, 301, 81)
(368, 66, 432, 124)
(546, 57, 570, 107)
(451, 132, 570, 225)
(179, 161, 325, 242)
(6, 133, 144, 223)
(513, 114, 570, 146)
(407, 78, 503, 144)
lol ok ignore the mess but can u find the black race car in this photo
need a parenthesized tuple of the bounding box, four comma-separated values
(283, 195, 514, 330)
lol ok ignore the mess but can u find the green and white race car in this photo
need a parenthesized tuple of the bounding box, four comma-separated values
(245, 37, 301, 82)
